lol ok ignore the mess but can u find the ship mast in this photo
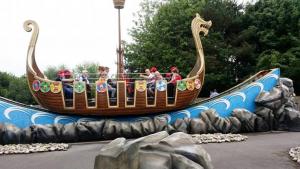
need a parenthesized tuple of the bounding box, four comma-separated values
(113, 0, 126, 80)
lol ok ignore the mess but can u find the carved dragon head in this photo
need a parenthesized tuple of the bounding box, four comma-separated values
(192, 13, 212, 36)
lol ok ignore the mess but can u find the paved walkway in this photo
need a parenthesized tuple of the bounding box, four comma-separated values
(201, 132, 300, 169)
(0, 132, 299, 169)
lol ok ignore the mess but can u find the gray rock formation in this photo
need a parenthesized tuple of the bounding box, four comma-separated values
(255, 78, 300, 131)
(173, 109, 241, 134)
(94, 131, 213, 169)
(0, 117, 173, 144)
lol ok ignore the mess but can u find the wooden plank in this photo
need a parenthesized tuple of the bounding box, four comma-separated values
(135, 90, 146, 108)
(74, 92, 87, 110)
(156, 91, 166, 108)
(117, 82, 126, 108)
(97, 91, 109, 109)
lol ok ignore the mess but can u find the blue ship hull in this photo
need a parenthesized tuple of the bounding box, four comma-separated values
(0, 69, 280, 129)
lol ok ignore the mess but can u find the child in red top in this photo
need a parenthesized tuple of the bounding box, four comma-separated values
(169, 66, 182, 85)
(167, 66, 181, 98)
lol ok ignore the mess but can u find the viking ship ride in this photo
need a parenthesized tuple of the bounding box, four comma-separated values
(24, 14, 212, 116)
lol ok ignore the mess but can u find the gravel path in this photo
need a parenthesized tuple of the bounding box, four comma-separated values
(192, 133, 248, 144)
(0, 143, 68, 155)
(289, 146, 300, 164)
(0, 132, 299, 169)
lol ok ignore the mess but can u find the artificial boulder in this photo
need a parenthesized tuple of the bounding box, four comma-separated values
(94, 131, 213, 169)
(173, 109, 242, 134)
(255, 78, 300, 131)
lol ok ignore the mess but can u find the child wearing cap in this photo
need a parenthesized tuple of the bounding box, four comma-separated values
(167, 66, 182, 98)
(56, 69, 73, 99)
(169, 66, 182, 85)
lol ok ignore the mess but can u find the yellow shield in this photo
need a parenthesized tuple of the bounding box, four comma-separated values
(135, 80, 146, 92)
(186, 80, 195, 91)
(50, 82, 62, 93)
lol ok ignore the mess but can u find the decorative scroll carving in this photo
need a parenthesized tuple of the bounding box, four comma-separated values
(24, 20, 39, 48)
(188, 14, 212, 78)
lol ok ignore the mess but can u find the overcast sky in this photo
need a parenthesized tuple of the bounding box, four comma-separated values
(0, 0, 250, 76)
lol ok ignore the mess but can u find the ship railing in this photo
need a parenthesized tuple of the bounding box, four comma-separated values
(61, 75, 176, 108)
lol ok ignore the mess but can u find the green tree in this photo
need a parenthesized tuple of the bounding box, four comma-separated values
(7, 75, 36, 105)
(244, 0, 300, 94)
(257, 48, 300, 91)
(200, 0, 251, 95)
(0, 72, 35, 105)
(0, 72, 13, 98)
(125, 0, 248, 96)
(126, 0, 300, 96)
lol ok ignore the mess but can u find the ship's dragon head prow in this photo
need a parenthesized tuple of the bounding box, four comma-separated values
(192, 13, 212, 36)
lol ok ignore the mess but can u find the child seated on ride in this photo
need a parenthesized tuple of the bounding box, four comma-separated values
(165, 73, 172, 81)
(139, 68, 155, 96)
(150, 70, 164, 96)
(56, 69, 73, 99)
(79, 69, 91, 98)
(167, 66, 182, 97)
(154, 71, 163, 80)
(140, 68, 155, 84)
(98, 66, 116, 98)
(124, 71, 134, 98)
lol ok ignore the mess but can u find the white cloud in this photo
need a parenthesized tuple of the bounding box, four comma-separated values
(0, 0, 252, 76)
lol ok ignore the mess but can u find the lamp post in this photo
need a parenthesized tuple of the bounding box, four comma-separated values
(113, 0, 126, 80)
